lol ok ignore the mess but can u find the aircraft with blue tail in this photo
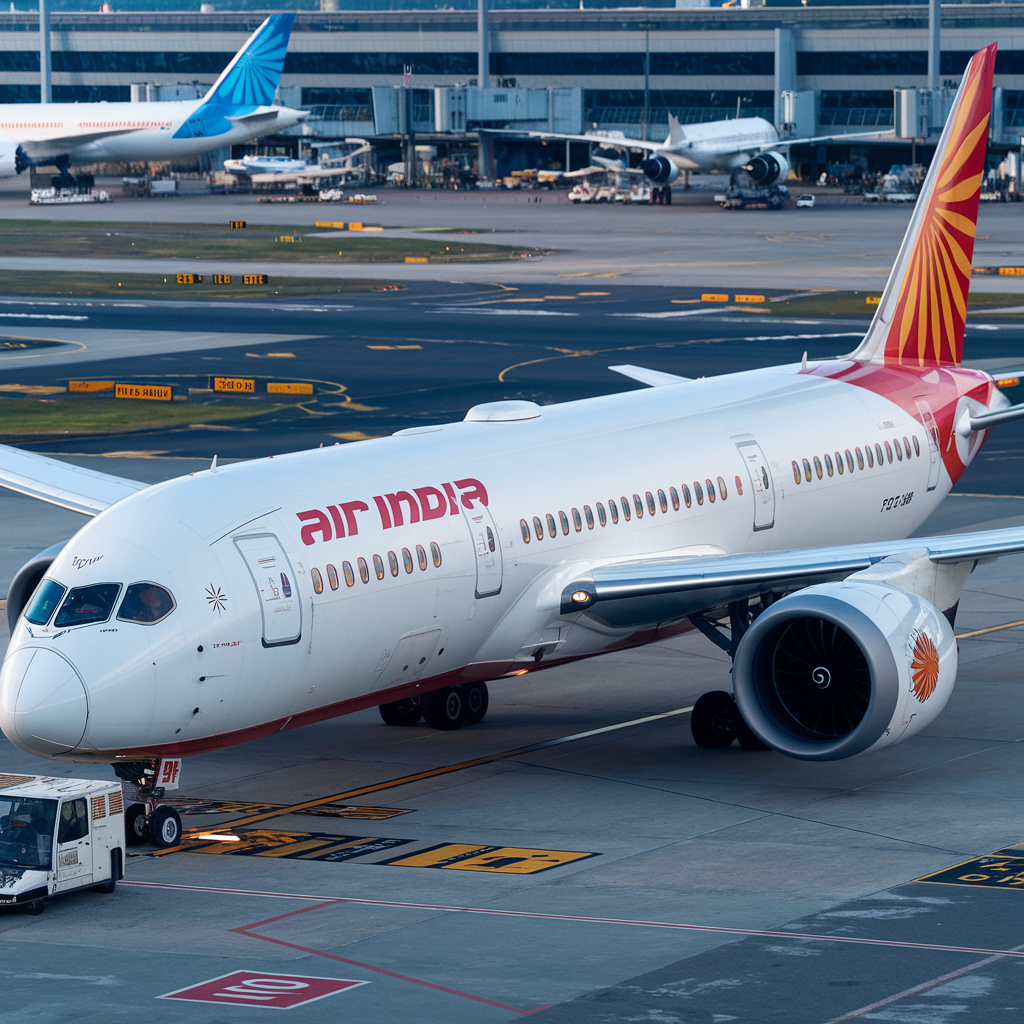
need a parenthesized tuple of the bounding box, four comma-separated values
(0, 14, 306, 180)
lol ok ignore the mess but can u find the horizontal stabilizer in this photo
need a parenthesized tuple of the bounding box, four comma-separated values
(0, 444, 147, 516)
(608, 364, 692, 387)
(225, 107, 284, 126)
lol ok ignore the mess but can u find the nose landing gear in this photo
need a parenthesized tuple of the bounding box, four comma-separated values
(113, 760, 183, 849)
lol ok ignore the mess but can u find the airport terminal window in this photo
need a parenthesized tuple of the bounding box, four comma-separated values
(647, 492, 657, 515)
(694, 481, 704, 506)
(520, 519, 530, 543)
(584, 505, 594, 529)
(358, 558, 370, 584)
(533, 516, 544, 541)
(609, 500, 619, 524)
(682, 484, 692, 508)
(621, 497, 631, 521)
(633, 494, 643, 518)
(373, 554, 385, 580)
(856, 447, 865, 470)
(913, 436, 921, 457)
(55, 583, 120, 628)
(117, 583, 175, 624)
(311, 568, 324, 595)
(286, 52, 476, 76)
(54, 50, 232, 74)
(0, 50, 39, 71)
(718, 477, 728, 500)
(431, 542, 442, 567)
(559, 511, 569, 535)
(402, 548, 413, 574)
(706, 479, 716, 503)
(343, 562, 356, 587)
(650, 52, 773, 76)
(57, 798, 88, 845)
(0, 84, 39, 103)
(301, 87, 372, 107)
(546, 514, 557, 538)
(597, 502, 607, 526)
(572, 508, 582, 532)
(326, 564, 339, 590)
(658, 490, 668, 513)
(417, 545, 427, 571)
(23, 579, 65, 626)
(0, 795, 57, 869)
(797, 51, 928, 77)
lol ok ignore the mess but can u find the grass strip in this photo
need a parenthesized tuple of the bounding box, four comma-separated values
(768, 291, 1024, 318)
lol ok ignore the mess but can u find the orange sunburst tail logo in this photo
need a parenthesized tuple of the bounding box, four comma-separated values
(911, 633, 940, 702)
(850, 44, 996, 369)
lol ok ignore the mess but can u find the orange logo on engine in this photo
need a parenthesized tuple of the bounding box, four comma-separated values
(911, 633, 940, 702)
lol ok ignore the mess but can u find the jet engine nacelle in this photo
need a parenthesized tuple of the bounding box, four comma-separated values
(0, 142, 28, 178)
(746, 151, 789, 185)
(6, 540, 68, 633)
(733, 582, 956, 761)
(639, 155, 681, 185)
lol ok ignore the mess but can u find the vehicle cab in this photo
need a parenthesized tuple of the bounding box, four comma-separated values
(0, 774, 125, 914)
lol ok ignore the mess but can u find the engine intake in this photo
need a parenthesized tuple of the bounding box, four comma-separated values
(733, 582, 956, 761)
(745, 150, 789, 185)
(639, 155, 681, 185)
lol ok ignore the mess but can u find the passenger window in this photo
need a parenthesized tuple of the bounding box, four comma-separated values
(56, 583, 121, 628)
(559, 511, 570, 535)
(584, 505, 594, 529)
(717, 476, 727, 499)
(875, 443, 884, 465)
(884, 441, 893, 463)
(646, 492, 656, 515)
(694, 481, 704, 505)
(913, 435, 921, 457)
(416, 545, 428, 571)
(326, 564, 339, 590)
(733, 476, 743, 497)
(813, 456, 823, 480)
(670, 487, 680, 510)
(824, 454, 833, 477)
(802, 458, 812, 482)
(792, 461, 801, 484)
(621, 497, 631, 521)
(572, 508, 582, 532)
(597, 502, 607, 526)
(633, 494, 643, 518)
(311, 568, 324, 594)
(533, 516, 543, 541)
(846, 449, 855, 472)
(388, 552, 400, 577)
(337, 562, 350, 587)
(706, 478, 716, 502)
(546, 514, 557, 538)
(893, 438, 902, 461)
(865, 445, 874, 467)
(431, 542, 442, 567)
(682, 484, 692, 508)
(358, 558, 370, 584)
(609, 500, 619, 524)
(520, 519, 530, 543)
(374, 554, 385, 580)
(834, 452, 843, 475)
(402, 548, 414, 573)
(856, 447, 865, 470)
(23, 579, 65, 626)
(57, 798, 88, 845)
(658, 490, 667, 513)
(903, 436, 912, 458)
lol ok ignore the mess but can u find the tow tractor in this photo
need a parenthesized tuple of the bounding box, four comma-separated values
(0, 773, 126, 915)
(714, 184, 790, 210)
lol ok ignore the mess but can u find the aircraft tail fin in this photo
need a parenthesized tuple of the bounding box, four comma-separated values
(666, 114, 686, 147)
(203, 13, 296, 108)
(848, 43, 995, 369)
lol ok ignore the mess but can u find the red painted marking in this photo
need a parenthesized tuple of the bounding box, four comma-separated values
(124, 882, 1024, 961)
(158, 970, 365, 1008)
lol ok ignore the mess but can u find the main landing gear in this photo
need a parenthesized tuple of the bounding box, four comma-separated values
(113, 761, 183, 849)
(378, 682, 489, 732)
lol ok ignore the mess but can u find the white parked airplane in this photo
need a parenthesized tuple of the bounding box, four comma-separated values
(0, 44, 1020, 847)
(506, 114, 892, 188)
(0, 14, 305, 183)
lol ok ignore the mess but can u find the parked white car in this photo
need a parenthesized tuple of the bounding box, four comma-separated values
(796, 194, 816, 208)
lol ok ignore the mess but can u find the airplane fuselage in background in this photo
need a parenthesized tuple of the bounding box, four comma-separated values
(1, 357, 997, 762)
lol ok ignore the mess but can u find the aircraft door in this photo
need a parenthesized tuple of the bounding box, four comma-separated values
(914, 398, 941, 491)
(234, 533, 303, 647)
(736, 440, 775, 531)
(461, 502, 502, 598)
(54, 797, 91, 891)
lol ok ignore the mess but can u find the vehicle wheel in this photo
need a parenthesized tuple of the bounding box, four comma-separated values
(149, 807, 182, 849)
(461, 682, 489, 725)
(736, 715, 771, 751)
(690, 691, 739, 748)
(423, 686, 466, 730)
(379, 698, 421, 727)
(124, 804, 148, 847)
(24, 900, 45, 916)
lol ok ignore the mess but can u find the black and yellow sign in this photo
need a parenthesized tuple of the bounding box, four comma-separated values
(69, 380, 114, 393)
(382, 843, 597, 875)
(243, 274, 269, 285)
(213, 377, 255, 393)
(115, 383, 172, 401)
(176, 273, 202, 285)
(701, 293, 728, 303)
(917, 848, 1024, 890)
(735, 294, 765, 304)
(229, 221, 246, 229)
(184, 829, 411, 862)
(267, 382, 314, 395)
(211, 274, 231, 285)
(166, 798, 411, 820)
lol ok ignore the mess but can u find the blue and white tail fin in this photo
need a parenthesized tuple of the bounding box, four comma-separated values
(204, 13, 296, 109)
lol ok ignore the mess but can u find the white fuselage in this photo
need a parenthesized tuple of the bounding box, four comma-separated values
(657, 117, 779, 171)
(0, 359, 990, 762)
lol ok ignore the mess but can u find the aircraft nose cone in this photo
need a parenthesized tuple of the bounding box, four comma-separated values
(0, 647, 88, 755)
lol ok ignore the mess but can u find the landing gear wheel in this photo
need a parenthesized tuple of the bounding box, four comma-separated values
(149, 806, 182, 848)
(423, 686, 466, 730)
(379, 698, 422, 726)
(461, 682, 489, 724)
(690, 690, 739, 748)
(736, 715, 771, 751)
(124, 804, 148, 847)
(24, 900, 45, 916)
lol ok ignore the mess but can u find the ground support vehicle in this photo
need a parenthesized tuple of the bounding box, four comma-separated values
(0, 773, 125, 914)
(714, 185, 789, 209)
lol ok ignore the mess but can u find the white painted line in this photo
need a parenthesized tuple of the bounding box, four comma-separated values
(432, 308, 577, 316)
(524, 706, 693, 752)
(610, 308, 741, 319)
(0, 313, 88, 321)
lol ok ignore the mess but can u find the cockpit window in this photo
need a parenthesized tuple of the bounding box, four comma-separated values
(23, 579, 66, 625)
(53, 583, 121, 628)
(117, 583, 176, 624)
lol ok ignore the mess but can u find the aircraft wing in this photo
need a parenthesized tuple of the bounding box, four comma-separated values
(490, 128, 665, 153)
(609, 364, 692, 387)
(0, 444, 148, 516)
(559, 527, 1024, 628)
(20, 128, 141, 158)
(756, 129, 895, 153)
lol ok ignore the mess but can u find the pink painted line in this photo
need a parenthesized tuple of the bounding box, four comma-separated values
(123, 880, 1024, 960)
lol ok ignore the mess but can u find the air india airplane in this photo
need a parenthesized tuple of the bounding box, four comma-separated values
(1, 44, 1021, 848)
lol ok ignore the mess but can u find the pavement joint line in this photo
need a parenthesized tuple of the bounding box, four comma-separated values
(120, 881, 1024, 960)
(155, 706, 694, 849)
(956, 618, 1024, 639)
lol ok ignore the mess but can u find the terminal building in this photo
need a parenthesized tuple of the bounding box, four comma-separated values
(0, 4, 1021, 177)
